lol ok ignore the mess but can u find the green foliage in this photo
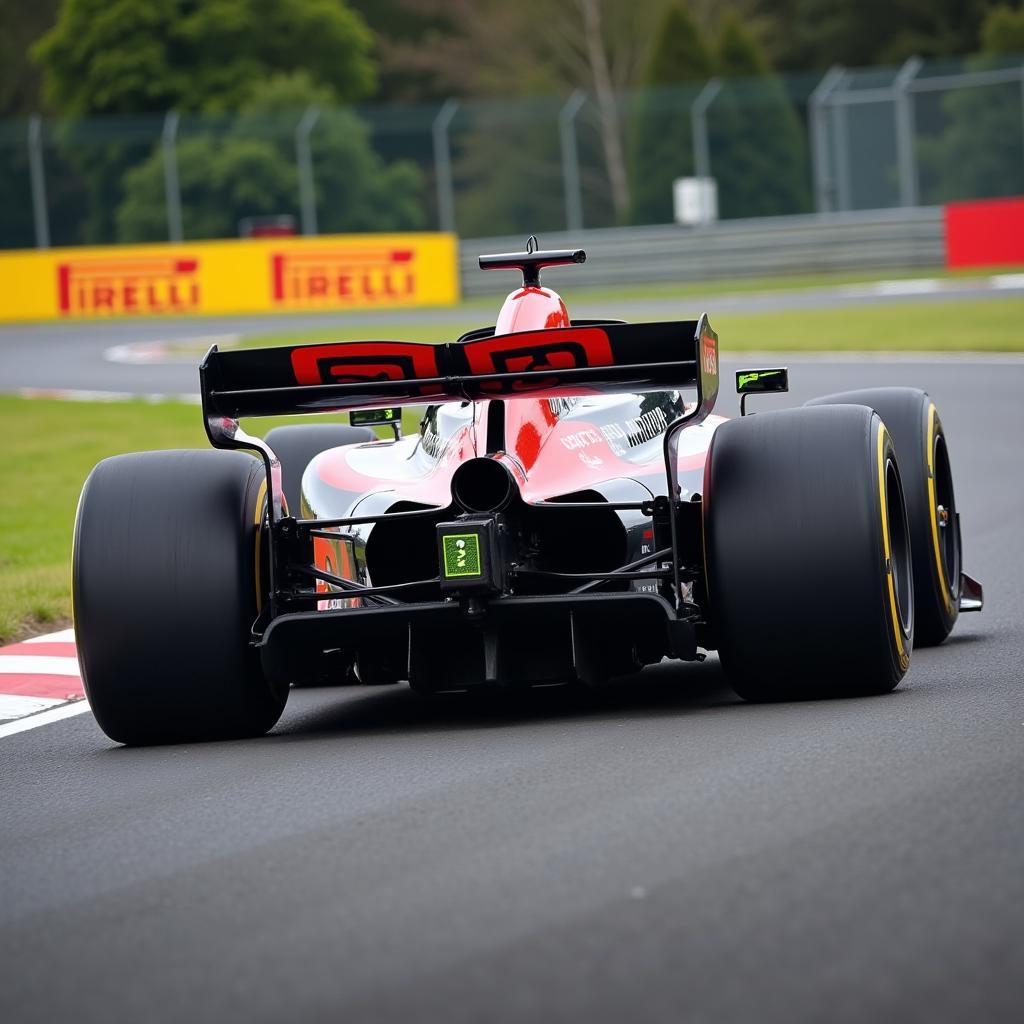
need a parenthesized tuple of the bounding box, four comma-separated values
(754, 0, 1007, 71)
(8, 0, 1018, 247)
(918, 5, 1024, 204)
(236, 75, 426, 234)
(0, 0, 59, 116)
(717, 11, 770, 77)
(644, 5, 718, 84)
(0, 2, 59, 244)
(117, 73, 425, 242)
(454, 136, 565, 237)
(0, 134, 36, 248)
(30, 0, 378, 244)
(709, 12, 811, 219)
(345, 0, 458, 101)
(118, 137, 295, 242)
(980, 3, 1024, 50)
(33, 0, 376, 116)
(628, 3, 715, 224)
(629, 6, 810, 225)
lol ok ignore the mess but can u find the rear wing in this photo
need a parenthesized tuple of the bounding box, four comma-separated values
(200, 316, 719, 522)
(200, 315, 719, 421)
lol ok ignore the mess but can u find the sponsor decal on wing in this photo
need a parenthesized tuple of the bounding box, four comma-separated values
(463, 328, 614, 393)
(290, 342, 443, 396)
(701, 330, 718, 377)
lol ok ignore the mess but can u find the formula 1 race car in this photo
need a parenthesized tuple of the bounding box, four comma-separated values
(73, 238, 984, 744)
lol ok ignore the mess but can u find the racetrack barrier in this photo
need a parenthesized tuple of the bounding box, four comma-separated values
(461, 207, 946, 296)
(944, 197, 1024, 268)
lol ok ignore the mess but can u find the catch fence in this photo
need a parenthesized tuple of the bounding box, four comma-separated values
(1, 51, 1021, 252)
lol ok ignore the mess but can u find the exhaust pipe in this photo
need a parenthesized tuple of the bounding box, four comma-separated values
(450, 457, 520, 514)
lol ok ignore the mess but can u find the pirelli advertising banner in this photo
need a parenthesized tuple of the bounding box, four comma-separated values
(0, 233, 459, 322)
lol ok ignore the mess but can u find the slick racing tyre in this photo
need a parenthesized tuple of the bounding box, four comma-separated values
(264, 423, 375, 516)
(806, 388, 960, 646)
(703, 405, 914, 701)
(73, 450, 287, 745)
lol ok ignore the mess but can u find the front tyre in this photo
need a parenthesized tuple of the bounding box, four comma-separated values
(806, 388, 960, 646)
(703, 405, 913, 701)
(73, 450, 288, 745)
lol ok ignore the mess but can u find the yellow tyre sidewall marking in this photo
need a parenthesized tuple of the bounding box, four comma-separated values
(877, 423, 909, 671)
(925, 404, 954, 614)
(70, 482, 87, 644)
(253, 476, 267, 614)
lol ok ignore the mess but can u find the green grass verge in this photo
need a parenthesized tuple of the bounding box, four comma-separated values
(0, 398, 205, 643)
(716, 298, 1024, 351)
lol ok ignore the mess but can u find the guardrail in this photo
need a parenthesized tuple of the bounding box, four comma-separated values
(460, 207, 945, 295)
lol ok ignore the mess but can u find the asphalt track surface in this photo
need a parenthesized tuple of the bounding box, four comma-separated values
(2, 313, 1024, 1021)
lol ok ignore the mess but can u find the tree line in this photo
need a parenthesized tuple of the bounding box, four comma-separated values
(0, 0, 1021, 246)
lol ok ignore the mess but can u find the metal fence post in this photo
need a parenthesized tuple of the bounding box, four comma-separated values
(432, 99, 459, 234)
(559, 90, 587, 233)
(1020, 67, 1024, 175)
(295, 105, 321, 236)
(809, 66, 845, 213)
(162, 111, 183, 243)
(894, 56, 923, 208)
(692, 78, 722, 224)
(832, 72, 853, 212)
(27, 115, 50, 249)
(691, 78, 721, 182)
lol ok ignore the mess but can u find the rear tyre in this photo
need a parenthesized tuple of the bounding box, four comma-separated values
(264, 423, 375, 515)
(805, 388, 959, 646)
(703, 405, 913, 701)
(73, 450, 288, 745)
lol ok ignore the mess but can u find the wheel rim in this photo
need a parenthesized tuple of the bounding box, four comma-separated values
(932, 432, 960, 595)
(885, 456, 914, 636)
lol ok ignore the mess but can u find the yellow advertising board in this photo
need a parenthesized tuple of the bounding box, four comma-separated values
(0, 233, 460, 322)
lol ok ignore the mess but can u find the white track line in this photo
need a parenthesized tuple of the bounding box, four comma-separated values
(869, 278, 942, 295)
(991, 273, 1024, 289)
(725, 351, 1024, 364)
(18, 388, 201, 403)
(0, 655, 82, 676)
(0, 694, 65, 718)
(0, 699, 92, 739)
(24, 628, 76, 644)
(104, 333, 239, 364)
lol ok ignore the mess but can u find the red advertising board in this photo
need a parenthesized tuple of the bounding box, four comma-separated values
(944, 197, 1024, 268)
